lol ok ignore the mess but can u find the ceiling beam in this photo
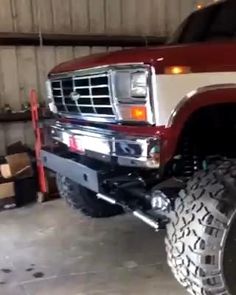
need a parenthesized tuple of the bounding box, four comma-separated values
(0, 32, 166, 47)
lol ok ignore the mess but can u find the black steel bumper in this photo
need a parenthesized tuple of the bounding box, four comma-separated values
(41, 149, 172, 231)
(41, 150, 100, 193)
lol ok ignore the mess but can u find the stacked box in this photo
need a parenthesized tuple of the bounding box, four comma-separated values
(0, 153, 36, 210)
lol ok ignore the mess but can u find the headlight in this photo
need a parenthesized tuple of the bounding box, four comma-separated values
(113, 69, 149, 103)
(130, 71, 148, 98)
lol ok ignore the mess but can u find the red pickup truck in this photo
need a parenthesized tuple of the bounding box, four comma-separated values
(43, 1, 236, 294)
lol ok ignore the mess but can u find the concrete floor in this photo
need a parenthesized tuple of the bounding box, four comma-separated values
(0, 199, 186, 295)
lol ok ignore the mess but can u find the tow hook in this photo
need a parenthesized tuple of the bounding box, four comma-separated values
(148, 190, 172, 213)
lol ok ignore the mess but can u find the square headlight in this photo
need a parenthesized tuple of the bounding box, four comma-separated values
(131, 71, 148, 98)
(113, 68, 149, 103)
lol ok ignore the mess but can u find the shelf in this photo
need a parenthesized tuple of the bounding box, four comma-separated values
(0, 111, 52, 123)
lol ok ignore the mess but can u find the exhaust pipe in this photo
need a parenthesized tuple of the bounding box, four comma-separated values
(97, 193, 159, 231)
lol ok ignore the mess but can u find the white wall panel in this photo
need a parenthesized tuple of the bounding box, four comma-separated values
(74, 47, 91, 58)
(88, 0, 105, 34)
(36, 47, 56, 100)
(55, 47, 74, 64)
(90, 46, 108, 54)
(121, 0, 137, 35)
(0, 47, 20, 109)
(0, 0, 211, 35)
(32, 0, 54, 33)
(17, 47, 38, 106)
(51, 0, 72, 33)
(105, 0, 122, 34)
(0, 0, 14, 32)
(71, 0, 90, 34)
(12, 0, 34, 32)
(151, 0, 167, 36)
(136, 0, 152, 35)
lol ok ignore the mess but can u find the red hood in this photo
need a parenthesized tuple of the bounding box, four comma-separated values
(50, 46, 167, 74)
(50, 42, 236, 75)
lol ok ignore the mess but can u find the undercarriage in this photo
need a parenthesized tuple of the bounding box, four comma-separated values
(42, 146, 185, 230)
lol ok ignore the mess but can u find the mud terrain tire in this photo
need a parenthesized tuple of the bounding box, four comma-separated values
(56, 174, 123, 218)
(166, 160, 236, 295)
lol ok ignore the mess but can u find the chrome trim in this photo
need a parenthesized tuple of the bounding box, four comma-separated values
(60, 113, 117, 123)
(150, 66, 158, 125)
(48, 63, 154, 124)
(107, 68, 120, 119)
(133, 210, 159, 231)
(49, 63, 145, 79)
(110, 66, 155, 124)
(59, 80, 67, 112)
(51, 69, 115, 118)
(51, 122, 160, 169)
(97, 193, 117, 205)
(167, 83, 236, 127)
(96, 192, 159, 231)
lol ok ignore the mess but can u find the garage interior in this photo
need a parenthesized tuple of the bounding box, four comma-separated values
(0, 1, 222, 295)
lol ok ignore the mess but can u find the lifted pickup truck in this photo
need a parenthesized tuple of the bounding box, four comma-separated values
(43, 1, 236, 294)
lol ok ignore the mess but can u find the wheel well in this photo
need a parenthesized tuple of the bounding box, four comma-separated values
(169, 103, 236, 177)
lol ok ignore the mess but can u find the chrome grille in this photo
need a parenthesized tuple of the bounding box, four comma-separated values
(51, 71, 115, 117)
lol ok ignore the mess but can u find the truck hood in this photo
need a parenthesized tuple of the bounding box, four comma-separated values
(49, 43, 236, 75)
(50, 46, 168, 75)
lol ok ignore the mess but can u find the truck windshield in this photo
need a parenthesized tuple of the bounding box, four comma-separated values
(169, 0, 236, 44)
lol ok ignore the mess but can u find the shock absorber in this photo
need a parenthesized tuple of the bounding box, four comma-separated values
(181, 137, 202, 178)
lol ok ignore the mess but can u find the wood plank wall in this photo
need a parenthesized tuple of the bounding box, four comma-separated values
(0, 0, 213, 35)
(0, 0, 213, 155)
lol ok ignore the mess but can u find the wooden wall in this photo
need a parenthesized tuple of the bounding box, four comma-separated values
(0, 0, 209, 36)
(0, 0, 214, 154)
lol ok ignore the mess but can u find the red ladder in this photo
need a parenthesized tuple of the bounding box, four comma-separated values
(30, 89, 47, 195)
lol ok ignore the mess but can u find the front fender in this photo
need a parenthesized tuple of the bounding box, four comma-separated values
(161, 84, 236, 165)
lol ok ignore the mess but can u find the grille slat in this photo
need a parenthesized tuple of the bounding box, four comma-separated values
(62, 95, 110, 98)
(75, 84, 108, 89)
(55, 103, 113, 108)
(73, 74, 108, 80)
(51, 70, 114, 117)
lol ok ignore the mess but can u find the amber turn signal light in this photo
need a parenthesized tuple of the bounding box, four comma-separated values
(164, 66, 191, 75)
(130, 106, 147, 121)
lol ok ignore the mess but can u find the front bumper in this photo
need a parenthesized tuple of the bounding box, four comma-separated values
(41, 150, 100, 192)
(51, 122, 160, 169)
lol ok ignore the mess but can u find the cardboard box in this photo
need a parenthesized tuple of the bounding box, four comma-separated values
(1, 153, 33, 179)
(0, 164, 11, 178)
(0, 182, 15, 199)
(0, 181, 16, 210)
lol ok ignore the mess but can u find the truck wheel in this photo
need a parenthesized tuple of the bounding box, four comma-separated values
(165, 160, 236, 295)
(56, 174, 123, 218)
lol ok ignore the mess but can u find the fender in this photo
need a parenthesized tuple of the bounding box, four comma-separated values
(161, 84, 236, 165)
